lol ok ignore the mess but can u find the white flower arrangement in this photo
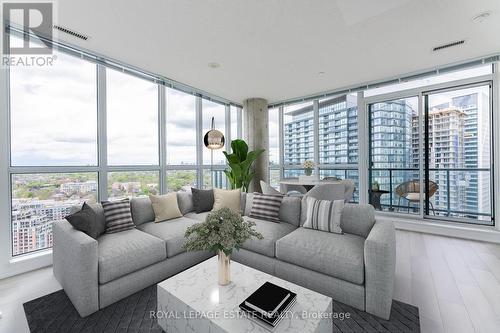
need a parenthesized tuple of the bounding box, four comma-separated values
(302, 160, 315, 176)
(302, 160, 315, 169)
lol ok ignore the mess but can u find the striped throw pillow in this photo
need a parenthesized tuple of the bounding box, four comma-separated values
(250, 192, 283, 223)
(303, 197, 344, 234)
(102, 199, 135, 234)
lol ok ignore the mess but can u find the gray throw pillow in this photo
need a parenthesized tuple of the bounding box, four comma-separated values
(249, 192, 283, 222)
(191, 188, 214, 213)
(102, 199, 135, 233)
(65, 202, 100, 239)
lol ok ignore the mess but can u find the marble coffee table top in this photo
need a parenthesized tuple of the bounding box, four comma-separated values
(157, 256, 332, 333)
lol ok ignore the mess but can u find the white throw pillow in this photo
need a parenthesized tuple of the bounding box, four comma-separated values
(212, 188, 241, 213)
(303, 197, 343, 234)
(149, 193, 182, 222)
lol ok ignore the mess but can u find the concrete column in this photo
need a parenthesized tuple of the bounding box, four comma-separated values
(243, 98, 269, 192)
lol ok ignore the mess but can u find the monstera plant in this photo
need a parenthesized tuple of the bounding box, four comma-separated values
(223, 139, 265, 192)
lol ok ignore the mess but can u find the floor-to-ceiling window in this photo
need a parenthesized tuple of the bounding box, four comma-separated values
(424, 84, 492, 224)
(106, 69, 161, 200)
(283, 101, 314, 178)
(366, 65, 494, 225)
(9, 49, 99, 256)
(318, 94, 359, 202)
(5, 34, 239, 258)
(270, 95, 360, 201)
(369, 96, 419, 212)
(165, 87, 198, 192)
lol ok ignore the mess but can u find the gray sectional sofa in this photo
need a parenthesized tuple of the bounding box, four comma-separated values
(53, 191, 396, 320)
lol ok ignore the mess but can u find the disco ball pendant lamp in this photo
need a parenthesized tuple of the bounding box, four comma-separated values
(204, 117, 225, 149)
(204, 117, 225, 188)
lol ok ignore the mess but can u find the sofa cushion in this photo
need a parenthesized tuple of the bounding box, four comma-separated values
(102, 199, 135, 234)
(191, 188, 214, 213)
(300, 184, 345, 225)
(177, 192, 194, 215)
(70, 203, 107, 237)
(340, 204, 376, 238)
(184, 212, 210, 222)
(65, 202, 100, 239)
(130, 197, 155, 226)
(213, 188, 241, 213)
(245, 194, 301, 226)
(241, 217, 297, 257)
(249, 192, 283, 222)
(149, 193, 183, 222)
(303, 197, 344, 234)
(97, 229, 166, 284)
(137, 217, 198, 257)
(276, 227, 365, 285)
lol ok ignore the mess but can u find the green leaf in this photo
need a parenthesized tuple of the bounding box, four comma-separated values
(231, 139, 248, 161)
(222, 139, 265, 191)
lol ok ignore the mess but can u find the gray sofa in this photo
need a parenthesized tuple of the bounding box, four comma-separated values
(53, 191, 396, 320)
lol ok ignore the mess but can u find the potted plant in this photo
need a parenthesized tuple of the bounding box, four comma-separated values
(183, 208, 263, 285)
(223, 139, 265, 192)
(302, 160, 315, 176)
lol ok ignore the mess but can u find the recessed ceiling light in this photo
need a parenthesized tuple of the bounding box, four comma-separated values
(472, 11, 491, 23)
(208, 62, 221, 69)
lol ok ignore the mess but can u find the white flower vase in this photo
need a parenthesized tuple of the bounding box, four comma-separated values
(217, 250, 231, 286)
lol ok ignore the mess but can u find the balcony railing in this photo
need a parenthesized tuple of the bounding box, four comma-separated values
(370, 167, 492, 223)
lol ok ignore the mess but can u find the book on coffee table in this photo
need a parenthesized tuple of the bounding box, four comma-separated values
(240, 297, 296, 331)
(239, 281, 297, 329)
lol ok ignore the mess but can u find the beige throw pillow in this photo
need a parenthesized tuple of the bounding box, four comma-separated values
(149, 193, 182, 222)
(212, 188, 241, 213)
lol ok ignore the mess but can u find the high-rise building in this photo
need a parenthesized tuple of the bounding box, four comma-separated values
(370, 100, 415, 208)
(431, 92, 491, 220)
(283, 95, 358, 181)
(318, 95, 358, 165)
(424, 108, 466, 214)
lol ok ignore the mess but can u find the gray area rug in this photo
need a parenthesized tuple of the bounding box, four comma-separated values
(24, 285, 419, 332)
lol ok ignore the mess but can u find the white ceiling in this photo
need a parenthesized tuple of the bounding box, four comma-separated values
(42, 0, 500, 103)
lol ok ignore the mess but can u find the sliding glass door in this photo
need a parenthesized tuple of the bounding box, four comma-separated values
(424, 83, 493, 225)
(368, 96, 420, 214)
(368, 82, 494, 225)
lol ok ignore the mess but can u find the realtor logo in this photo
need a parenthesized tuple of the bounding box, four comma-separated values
(3, 2, 53, 54)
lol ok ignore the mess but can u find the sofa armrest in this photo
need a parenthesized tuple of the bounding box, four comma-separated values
(53, 220, 99, 317)
(364, 220, 396, 320)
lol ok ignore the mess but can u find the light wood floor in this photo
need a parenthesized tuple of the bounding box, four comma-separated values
(1, 230, 500, 332)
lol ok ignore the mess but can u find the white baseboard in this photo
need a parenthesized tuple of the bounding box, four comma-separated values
(377, 214, 500, 244)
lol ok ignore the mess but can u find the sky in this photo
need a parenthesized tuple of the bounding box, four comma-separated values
(10, 47, 231, 167)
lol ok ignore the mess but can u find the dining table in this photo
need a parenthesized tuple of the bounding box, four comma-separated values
(279, 179, 341, 192)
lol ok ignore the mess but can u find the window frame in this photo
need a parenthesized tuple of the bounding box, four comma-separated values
(3, 36, 242, 260)
(364, 73, 495, 225)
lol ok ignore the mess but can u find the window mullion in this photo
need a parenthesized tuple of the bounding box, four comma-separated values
(97, 64, 108, 201)
(159, 85, 166, 193)
(313, 100, 319, 175)
(357, 91, 369, 205)
(278, 106, 284, 180)
(196, 96, 203, 188)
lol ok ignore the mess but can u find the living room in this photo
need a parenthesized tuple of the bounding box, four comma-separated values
(1, 1, 500, 332)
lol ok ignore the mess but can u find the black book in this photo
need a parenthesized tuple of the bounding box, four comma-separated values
(243, 282, 295, 317)
(239, 293, 296, 328)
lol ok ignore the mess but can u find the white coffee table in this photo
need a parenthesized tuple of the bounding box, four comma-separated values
(157, 256, 332, 333)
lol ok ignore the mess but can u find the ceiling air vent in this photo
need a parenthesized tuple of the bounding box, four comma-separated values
(53, 25, 89, 41)
(432, 40, 465, 52)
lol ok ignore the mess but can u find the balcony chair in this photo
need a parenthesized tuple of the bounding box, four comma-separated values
(395, 180, 438, 215)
